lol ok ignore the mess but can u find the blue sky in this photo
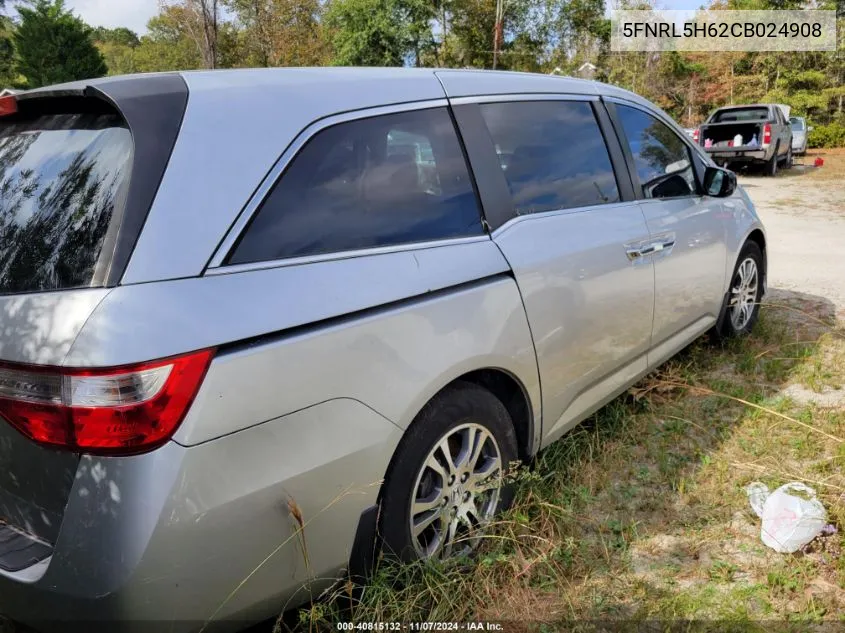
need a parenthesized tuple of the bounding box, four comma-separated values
(64, 0, 159, 34)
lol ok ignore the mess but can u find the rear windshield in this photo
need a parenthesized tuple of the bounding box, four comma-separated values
(790, 118, 805, 131)
(0, 112, 132, 295)
(712, 107, 769, 123)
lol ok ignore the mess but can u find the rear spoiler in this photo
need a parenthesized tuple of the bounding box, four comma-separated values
(9, 76, 189, 287)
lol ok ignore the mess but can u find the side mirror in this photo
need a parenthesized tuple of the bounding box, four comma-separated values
(808, 126, 814, 132)
(703, 165, 736, 198)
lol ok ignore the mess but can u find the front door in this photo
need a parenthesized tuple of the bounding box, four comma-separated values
(610, 102, 729, 365)
(461, 98, 655, 445)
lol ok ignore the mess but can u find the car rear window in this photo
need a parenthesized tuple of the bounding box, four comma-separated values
(790, 118, 805, 131)
(0, 111, 132, 295)
(712, 107, 769, 123)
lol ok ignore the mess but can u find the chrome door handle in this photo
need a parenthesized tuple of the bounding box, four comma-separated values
(625, 235, 676, 261)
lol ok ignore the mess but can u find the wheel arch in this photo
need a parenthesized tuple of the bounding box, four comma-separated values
(456, 368, 535, 463)
(380, 366, 538, 500)
(745, 228, 767, 291)
(350, 365, 537, 581)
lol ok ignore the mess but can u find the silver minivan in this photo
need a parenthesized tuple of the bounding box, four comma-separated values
(0, 68, 766, 631)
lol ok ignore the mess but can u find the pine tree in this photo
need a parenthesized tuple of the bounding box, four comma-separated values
(14, 0, 107, 88)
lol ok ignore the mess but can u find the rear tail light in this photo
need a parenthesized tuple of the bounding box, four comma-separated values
(0, 349, 214, 455)
(762, 123, 772, 146)
(0, 95, 17, 117)
(692, 128, 700, 143)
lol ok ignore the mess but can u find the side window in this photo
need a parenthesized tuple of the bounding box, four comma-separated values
(228, 107, 482, 265)
(615, 104, 698, 200)
(477, 101, 620, 215)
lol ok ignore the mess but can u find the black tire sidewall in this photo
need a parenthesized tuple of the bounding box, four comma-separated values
(768, 149, 778, 176)
(378, 381, 519, 563)
(721, 241, 764, 338)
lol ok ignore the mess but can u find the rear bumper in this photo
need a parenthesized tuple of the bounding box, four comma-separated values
(0, 399, 400, 632)
(705, 148, 769, 163)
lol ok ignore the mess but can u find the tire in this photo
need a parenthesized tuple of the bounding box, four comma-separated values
(712, 241, 764, 341)
(783, 146, 793, 169)
(379, 382, 518, 563)
(766, 147, 779, 177)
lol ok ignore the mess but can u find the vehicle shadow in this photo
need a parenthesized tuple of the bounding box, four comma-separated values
(732, 150, 823, 181)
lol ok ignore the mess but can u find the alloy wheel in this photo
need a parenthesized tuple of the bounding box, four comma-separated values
(729, 257, 758, 331)
(409, 423, 503, 559)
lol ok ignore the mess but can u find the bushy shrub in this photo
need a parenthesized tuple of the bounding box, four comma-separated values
(808, 123, 845, 149)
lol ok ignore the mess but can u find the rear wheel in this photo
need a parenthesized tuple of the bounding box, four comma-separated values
(783, 146, 793, 169)
(766, 148, 779, 176)
(379, 382, 518, 562)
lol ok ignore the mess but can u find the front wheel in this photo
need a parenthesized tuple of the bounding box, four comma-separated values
(379, 382, 518, 562)
(713, 241, 764, 340)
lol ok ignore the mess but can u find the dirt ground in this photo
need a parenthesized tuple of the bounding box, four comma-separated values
(736, 148, 845, 317)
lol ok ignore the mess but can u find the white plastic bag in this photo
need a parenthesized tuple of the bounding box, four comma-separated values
(745, 481, 769, 518)
(746, 482, 827, 553)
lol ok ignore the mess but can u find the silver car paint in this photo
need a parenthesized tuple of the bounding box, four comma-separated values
(490, 201, 655, 445)
(639, 195, 727, 349)
(0, 288, 110, 365)
(122, 69, 447, 285)
(175, 276, 540, 448)
(0, 69, 767, 630)
(0, 399, 401, 629)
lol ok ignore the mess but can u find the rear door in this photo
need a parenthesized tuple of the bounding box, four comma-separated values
(0, 96, 135, 571)
(0, 92, 162, 577)
(607, 100, 728, 366)
(452, 97, 655, 446)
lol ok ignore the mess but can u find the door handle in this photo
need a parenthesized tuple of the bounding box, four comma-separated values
(626, 247, 644, 261)
(625, 234, 676, 261)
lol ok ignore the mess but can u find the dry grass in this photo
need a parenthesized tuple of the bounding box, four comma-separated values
(801, 148, 845, 182)
(293, 294, 845, 629)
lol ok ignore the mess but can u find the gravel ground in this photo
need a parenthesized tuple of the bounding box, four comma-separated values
(736, 150, 845, 316)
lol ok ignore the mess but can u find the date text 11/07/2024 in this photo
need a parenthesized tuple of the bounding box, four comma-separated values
(336, 623, 505, 631)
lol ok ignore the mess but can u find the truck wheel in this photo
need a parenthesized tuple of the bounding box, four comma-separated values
(766, 149, 778, 177)
(783, 147, 793, 169)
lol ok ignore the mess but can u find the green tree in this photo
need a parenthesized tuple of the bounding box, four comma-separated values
(0, 15, 16, 86)
(324, 0, 409, 66)
(133, 6, 204, 72)
(224, 0, 330, 67)
(92, 27, 140, 76)
(14, 0, 107, 88)
(92, 26, 140, 47)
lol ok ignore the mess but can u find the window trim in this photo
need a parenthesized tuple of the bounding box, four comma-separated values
(207, 98, 487, 272)
(604, 97, 706, 202)
(451, 94, 631, 229)
(449, 93, 597, 106)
